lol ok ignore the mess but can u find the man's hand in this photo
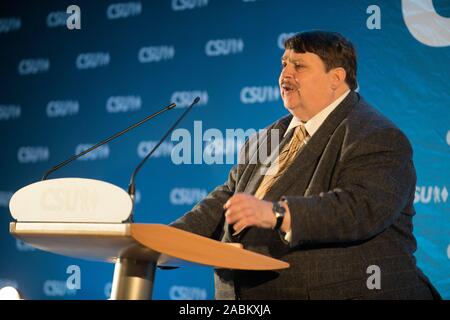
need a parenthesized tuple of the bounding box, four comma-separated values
(223, 193, 276, 235)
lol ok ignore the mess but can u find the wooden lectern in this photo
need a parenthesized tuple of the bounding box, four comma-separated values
(8, 178, 289, 300)
(9, 222, 289, 300)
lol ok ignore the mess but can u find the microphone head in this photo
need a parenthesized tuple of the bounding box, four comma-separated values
(193, 96, 200, 104)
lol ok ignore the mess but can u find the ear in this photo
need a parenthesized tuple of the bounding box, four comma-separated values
(330, 67, 347, 90)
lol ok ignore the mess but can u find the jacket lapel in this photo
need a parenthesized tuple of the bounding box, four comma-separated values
(263, 91, 360, 201)
(242, 114, 292, 194)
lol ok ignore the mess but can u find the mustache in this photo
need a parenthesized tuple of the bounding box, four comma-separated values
(280, 78, 299, 86)
(280, 80, 300, 91)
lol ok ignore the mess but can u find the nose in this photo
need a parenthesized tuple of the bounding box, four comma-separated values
(280, 65, 294, 80)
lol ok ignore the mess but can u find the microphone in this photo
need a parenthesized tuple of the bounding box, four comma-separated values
(127, 97, 200, 206)
(42, 102, 176, 180)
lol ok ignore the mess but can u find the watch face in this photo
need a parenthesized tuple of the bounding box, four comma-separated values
(273, 203, 285, 230)
(273, 202, 286, 214)
(273, 202, 286, 231)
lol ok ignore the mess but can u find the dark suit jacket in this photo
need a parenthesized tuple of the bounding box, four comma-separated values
(170, 91, 440, 300)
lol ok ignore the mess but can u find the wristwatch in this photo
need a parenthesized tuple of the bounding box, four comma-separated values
(272, 201, 286, 230)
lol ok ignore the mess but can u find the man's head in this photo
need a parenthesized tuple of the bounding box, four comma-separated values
(279, 30, 357, 120)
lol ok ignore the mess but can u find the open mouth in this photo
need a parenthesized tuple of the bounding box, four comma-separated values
(281, 83, 296, 94)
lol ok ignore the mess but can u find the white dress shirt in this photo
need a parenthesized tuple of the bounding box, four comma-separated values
(284, 90, 350, 139)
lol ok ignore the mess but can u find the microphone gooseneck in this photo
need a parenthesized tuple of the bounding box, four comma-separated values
(127, 97, 201, 206)
(41, 102, 176, 180)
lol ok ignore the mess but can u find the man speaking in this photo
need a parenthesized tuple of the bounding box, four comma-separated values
(171, 30, 440, 300)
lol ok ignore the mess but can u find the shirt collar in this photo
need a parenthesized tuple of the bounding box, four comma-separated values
(284, 90, 350, 137)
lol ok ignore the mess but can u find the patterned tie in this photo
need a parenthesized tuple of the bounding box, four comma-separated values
(231, 124, 308, 237)
(254, 124, 308, 199)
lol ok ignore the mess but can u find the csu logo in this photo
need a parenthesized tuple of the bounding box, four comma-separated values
(0, 18, 21, 33)
(18, 58, 50, 75)
(205, 38, 244, 56)
(75, 144, 110, 161)
(106, 2, 142, 20)
(171, 0, 208, 11)
(169, 285, 207, 300)
(46, 11, 68, 28)
(137, 141, 173, 158)
(76, 52, 110, 70)
(43, 280, 76, 297)
(46, 100, 79, 118)
(0, 105, 21, 121)
(106, 96, 141, 113)
(138, 46, 175, 63)
(170, 188, 207, 205)
(171, 91, 208, 108)
(240, 86, 280, 104)
(17, 146, 49, 163)
(414, 186, 448, 204)
(277, 32, 296, 49)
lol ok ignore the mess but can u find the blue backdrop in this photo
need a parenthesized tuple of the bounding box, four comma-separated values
(0, 0, 448, 299)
